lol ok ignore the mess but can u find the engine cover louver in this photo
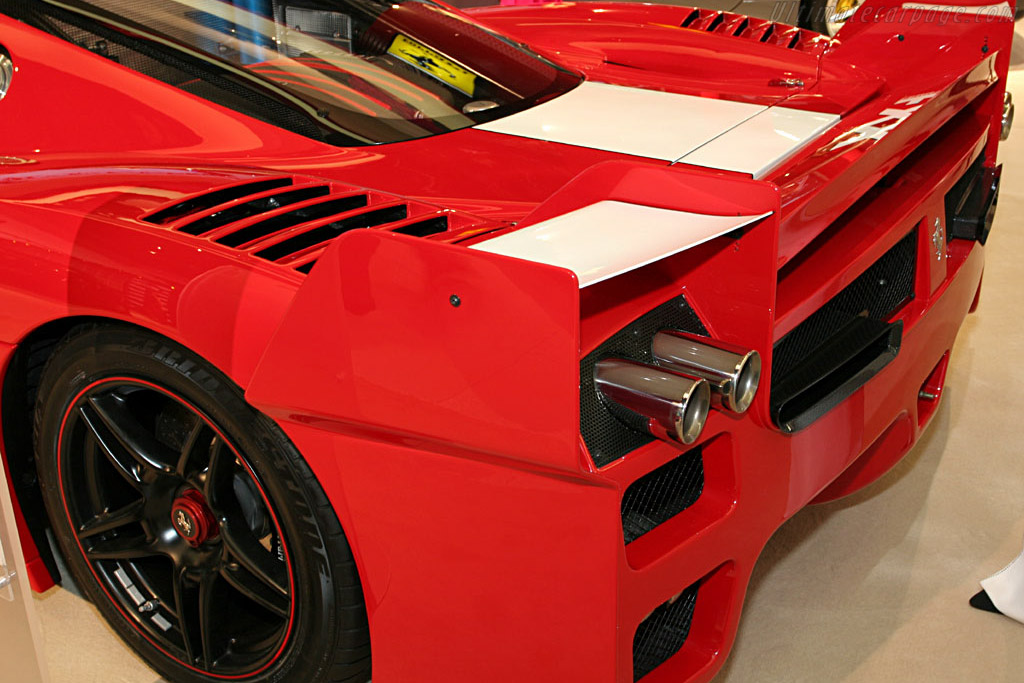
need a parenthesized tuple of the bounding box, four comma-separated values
(680, 8, 833, 55)
(141, 176, 493, 274)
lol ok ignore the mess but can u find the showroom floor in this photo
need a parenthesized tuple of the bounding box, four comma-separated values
(28, 25, 1024, 683)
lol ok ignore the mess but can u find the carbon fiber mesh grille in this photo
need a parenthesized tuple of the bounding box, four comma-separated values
(622, 448, 704, 544)
(580, 296, 707, 468)
(633, 582, 700, 681)
(772, 229, 917, 384)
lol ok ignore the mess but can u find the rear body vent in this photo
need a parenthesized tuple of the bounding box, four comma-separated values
(142, 175, 493, 273)
(621, 448, 704, 545)
(633, 581, 700, 680)
(770, 229, 917, 432)
(680, 8, 833, 55)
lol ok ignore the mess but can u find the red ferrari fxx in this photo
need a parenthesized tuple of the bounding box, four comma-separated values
(0, 1, 1015, 682)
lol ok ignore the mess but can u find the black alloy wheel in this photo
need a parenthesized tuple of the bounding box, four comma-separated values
(35, 325, 371, 683)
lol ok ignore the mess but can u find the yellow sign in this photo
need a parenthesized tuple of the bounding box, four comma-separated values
(388, 34, 476, 96)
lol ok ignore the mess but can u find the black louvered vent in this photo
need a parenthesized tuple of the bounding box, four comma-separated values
(143, 178, 294, 225)
(679, 7, 832, 53)
(633, 582, 700, 681)
(770, 229, 917, 432)
(176, 185, 334, 236)
(255, 205, 409, 260)
(215, 194, 369, 247)
(622, 448, 704, 544)
(142, 178, 453, 272)
(580, 296, 707, 468)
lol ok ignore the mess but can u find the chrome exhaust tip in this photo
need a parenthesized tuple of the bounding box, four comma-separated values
(652, 331, 761, 414)
(595, 359, 711, 446)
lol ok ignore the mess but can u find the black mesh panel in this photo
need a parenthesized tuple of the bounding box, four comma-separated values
(633, 582, 700, 681)
(621, 448, 704, 544)
(580, 296, 707, 468)
(771, 229, 917, 429)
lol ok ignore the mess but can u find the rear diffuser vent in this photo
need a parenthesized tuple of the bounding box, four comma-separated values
(680, 8, 832, 54)
(622, 448, 704, 544)
(142, 176, 469, 273)
(633, 581, 700, 680)
(770, 229, 916, 432)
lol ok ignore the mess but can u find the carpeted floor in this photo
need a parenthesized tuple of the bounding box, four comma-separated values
(25, 22, 1024, 683)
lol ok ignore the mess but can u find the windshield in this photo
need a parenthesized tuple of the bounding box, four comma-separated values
(14, 0, 581, 145)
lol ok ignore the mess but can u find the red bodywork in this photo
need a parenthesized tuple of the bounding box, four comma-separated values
(0, 2, 1014, 681)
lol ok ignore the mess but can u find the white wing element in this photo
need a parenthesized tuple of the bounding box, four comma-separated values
(476, 81, 765, 163)
(469, 200, 772, 288)
(680, 106, 838, 178)
(476, 81, 839, 179)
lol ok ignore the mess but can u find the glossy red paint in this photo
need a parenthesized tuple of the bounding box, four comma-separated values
(466, 3, 833, 105)
(0, 1, 1014, 682)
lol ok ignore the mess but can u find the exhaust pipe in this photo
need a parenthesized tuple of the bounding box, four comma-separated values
(652, 331, 761, 414)
(595, 359, 711, 446)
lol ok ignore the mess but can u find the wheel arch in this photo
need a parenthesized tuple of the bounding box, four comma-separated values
(1, 316, 109, 588)
(1, 313, 372, 606)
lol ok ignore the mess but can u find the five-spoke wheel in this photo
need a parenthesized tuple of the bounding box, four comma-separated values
(35, 326, 370, 682)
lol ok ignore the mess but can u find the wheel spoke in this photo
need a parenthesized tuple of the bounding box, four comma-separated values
(198, 571, 219, 668)
(172, 566, 198, 665)
(78, 405, 145, 489)
(77, 498, 146, 540)
(83, 436, 108, 509)
(81, 394, 175, 485)
(85, 535, 161, 561)
(173, 567, 222, 668)
(176, 416, 209, 477)
(220, 562, 289, 619)
(221, 525, 289, 618)
(202, 437, 233, 506)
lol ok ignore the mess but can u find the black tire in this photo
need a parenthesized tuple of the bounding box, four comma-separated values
(33, 324, 371, 683)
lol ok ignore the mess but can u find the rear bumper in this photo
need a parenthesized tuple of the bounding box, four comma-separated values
(267, 232, 981, 683)
(261, 160, 985, 683)
(610, 237, 982, 683)
(247, 76, 995, 683)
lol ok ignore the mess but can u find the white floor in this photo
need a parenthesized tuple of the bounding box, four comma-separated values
(28, 25, 1024, 683)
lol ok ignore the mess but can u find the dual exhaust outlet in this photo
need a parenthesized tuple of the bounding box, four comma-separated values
(595, 331, 761, 447)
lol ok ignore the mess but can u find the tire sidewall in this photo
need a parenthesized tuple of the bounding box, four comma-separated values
(34, 326, 349, 683)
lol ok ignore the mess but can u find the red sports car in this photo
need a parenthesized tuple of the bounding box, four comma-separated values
(0, 1, 1015, 681)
